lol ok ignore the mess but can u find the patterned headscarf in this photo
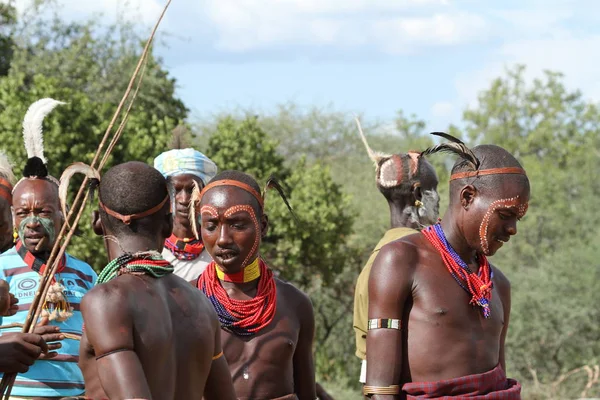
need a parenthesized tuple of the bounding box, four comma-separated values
(153, 148, 218, 185)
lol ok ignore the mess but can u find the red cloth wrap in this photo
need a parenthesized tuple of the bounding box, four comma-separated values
(402, 364, 521, 399)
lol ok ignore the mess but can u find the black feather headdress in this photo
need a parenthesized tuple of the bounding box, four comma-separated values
(420, 132, 480, 170)
(263, 175, 299, 223)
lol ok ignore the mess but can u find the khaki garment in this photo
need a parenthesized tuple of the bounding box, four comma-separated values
(353, 227, 417, 360)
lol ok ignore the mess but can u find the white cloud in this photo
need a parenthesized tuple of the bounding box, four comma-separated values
(204, 0, 486, 53)
(431, 101, 454, 118)
(371, 12, 488, 54)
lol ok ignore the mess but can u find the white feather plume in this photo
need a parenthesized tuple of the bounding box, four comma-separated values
(354, 116, 391, 166)
(0, 152, 15, 184)
(22, 98, 66, 164)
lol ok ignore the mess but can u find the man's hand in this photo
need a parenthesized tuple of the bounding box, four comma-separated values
(33, 317, 63, 359)
(0, 279, 18, 316)
(0, 332, 48, 373)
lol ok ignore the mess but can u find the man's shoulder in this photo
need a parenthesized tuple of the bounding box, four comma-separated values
(275, 278, 313, 309)
(490, 264, 511, 293)
(374, 227, 419, 252)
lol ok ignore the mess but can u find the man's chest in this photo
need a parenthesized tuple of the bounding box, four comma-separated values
(221, 310, 300, 366)
(410, 265, 505, 334)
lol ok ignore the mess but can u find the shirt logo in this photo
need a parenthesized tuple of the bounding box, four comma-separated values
(17, 278, 38, 291)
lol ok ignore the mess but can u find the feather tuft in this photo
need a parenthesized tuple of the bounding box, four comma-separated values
(58, 163, 101, 227)
(263, 176, 299, 224)
(354, 117, 391, 166)
(23, 157, 48, 178)
(189, 180, 201, 240)
(22, 98, 66, 164)
(420, 132, 480, 169)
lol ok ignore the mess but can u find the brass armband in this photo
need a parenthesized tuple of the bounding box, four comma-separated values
(363, 384, 400, 396)
(212, 350, 224, 360)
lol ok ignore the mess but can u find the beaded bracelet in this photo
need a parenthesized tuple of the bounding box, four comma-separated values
(368, 318, 401, 330)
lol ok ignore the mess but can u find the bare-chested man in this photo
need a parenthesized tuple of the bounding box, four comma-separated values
(366, 141, 526, 399)
(79, 161, 236, 400)
(193, 170, 316, 400)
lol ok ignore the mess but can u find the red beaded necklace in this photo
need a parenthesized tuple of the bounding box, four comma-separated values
(197, 258, 277, 337)
(422, 224, 493, 318)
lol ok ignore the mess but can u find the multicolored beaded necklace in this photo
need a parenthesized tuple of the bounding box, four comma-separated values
(97, 251, 174, 284)
(422, 223, 494, 318)
(16, 239, 66, 277)
(164, 234, 204, 261)
(197, 258, 277, 337)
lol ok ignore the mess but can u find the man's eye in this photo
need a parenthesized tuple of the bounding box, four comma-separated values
(232, 223, 245, 229)
(204, 223, 217, 231)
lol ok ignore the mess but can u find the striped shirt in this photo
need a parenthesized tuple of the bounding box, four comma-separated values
(0, 246, 97, 398)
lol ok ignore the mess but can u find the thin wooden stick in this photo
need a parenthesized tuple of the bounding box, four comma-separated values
(0, 323, 23, 330)
(0, 1, 173, 397)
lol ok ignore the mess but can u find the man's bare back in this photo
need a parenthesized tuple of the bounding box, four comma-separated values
(220, 279, 314, 400)
(370, 233, 510, 384)
(80, 273, 220, 399)
(80, 161, 235, 399)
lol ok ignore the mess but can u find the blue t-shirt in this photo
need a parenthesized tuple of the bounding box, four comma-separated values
(0, 246, 97, 397)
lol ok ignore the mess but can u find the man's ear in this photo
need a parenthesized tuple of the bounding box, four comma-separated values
(260, 213, 269, 239)
(459, 185, 477, 209)
(91, 210, 104, 236)
(411, 181, 422, 203)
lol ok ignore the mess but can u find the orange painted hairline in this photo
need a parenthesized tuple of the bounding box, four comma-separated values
(99, 195, 169, 225)
(199, 180, 264, 209)
(450, 167, 527, 181)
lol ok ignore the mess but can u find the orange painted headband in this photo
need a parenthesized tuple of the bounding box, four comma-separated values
(99, 195, 169, 225)
(199, 180, 264, 209)
(450, 167, 527, 181)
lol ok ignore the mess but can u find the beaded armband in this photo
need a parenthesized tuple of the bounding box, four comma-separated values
(368, 318, 401, 330)
(212, 351, 224, 360)
(363, 384, 400, 397)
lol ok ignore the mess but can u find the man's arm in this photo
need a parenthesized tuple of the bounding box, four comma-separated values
(293, 292, 316, 400)
(494, 267, 511, 374)
(203, 308, 236, 400)
(81, 285, 152, 400)
(366, 243, 416, 400)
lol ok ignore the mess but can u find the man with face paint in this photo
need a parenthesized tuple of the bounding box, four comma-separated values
(79, 162, 235, 400)
(154, 147, 218, 281)
(0, 98, 97, 399)
(365, 138, 527, 399)
(193, 170, 316, 400)
(352, 121, 440, 384)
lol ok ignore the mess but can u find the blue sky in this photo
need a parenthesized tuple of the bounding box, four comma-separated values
(13, 0, 600, 130)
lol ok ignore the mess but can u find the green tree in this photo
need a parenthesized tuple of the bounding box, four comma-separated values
(0, 7, 187, 271)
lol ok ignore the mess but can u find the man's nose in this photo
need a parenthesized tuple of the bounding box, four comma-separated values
(177, 190, 191, 205)
(506, 219, 517, 236)
(216, 224, 233, 246)
(25, 217, 41, 229)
